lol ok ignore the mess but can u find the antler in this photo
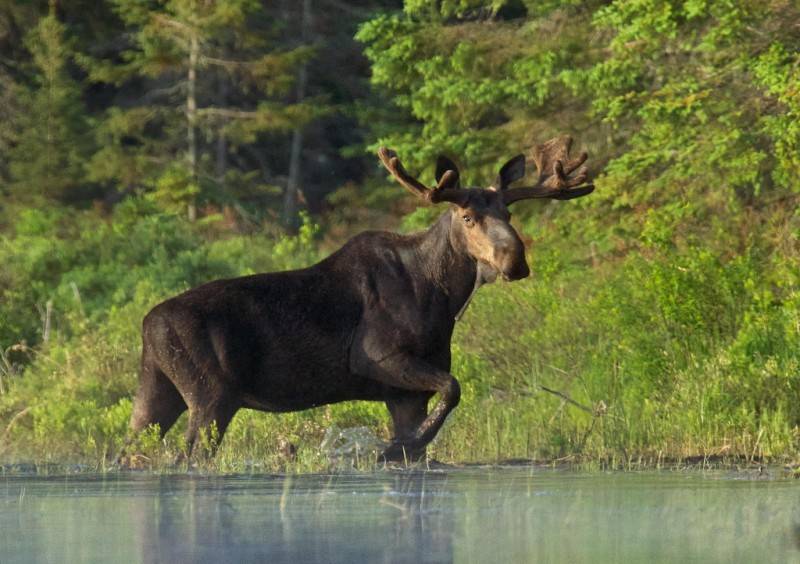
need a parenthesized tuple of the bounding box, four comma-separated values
(378, 147, 468, 205)
(502, 136, 594, 204)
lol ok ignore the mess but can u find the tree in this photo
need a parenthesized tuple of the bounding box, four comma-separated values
(578, 0, 800, 242)
(283, 0, 313, 228)
(87, 0, 323, 220)
(358, 0, 800, 246)
(356, 1, 602, 188)
(5, 7, 94, 205)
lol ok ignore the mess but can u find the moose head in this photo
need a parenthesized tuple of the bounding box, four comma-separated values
(378, 135, 594, 287)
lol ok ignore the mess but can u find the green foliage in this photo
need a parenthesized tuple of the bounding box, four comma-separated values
(6, 13, 94, 204)
(399, 206, 442, 232)
(432, 235, 800, 463)
(356, 1, 601, 187)
(0, 201, 325, 465)
(582, 0, 800, 238)
(82, 0, 325, 214)
(147, 164, 201, 215)
(2, 0, 800, 470)
(751, 42, 800, 189)
(404, 0, 507, 18)
(351, 0, 800, 466)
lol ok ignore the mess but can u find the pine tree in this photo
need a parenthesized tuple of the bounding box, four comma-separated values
(87, 0, 323, 221)
(6, 7, 93, 205)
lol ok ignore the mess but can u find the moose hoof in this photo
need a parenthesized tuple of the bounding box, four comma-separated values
(379, 442, 425, 464)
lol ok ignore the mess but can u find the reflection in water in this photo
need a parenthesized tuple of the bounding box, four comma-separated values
(1, 469, 799, 563)
(130, 472, 452, 564)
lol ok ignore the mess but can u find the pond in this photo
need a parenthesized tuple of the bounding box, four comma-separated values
(1, 467, 798, 563)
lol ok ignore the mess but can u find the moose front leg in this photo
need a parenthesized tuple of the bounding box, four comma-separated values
(386, 392, 433, 462)
(364, 354, 461, 462)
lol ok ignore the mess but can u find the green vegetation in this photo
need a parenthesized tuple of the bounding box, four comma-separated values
(1, 0, 798, 471)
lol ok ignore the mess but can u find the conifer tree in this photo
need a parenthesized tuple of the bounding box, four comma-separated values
(88, 0, 322, 220)
(6, 6, 93, 205)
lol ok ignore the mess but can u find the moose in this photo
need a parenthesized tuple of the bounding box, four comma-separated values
(121, 135, 593, 463)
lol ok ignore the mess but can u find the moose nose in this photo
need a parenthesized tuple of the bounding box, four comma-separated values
(504, 260, 530, 281)
(487, 222, 529, 281)
(493, 239, 529, 281)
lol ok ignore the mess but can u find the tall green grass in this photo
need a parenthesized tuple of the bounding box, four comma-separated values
(1, 201, 798, 471)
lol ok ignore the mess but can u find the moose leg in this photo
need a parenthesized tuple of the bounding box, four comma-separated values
(385, 392, 432, 462)
(362, 354, 460, 461)
(183, 397, 240, 459)
(129, 359, 187, 437)
(116, 355, 187, 464)
(145, 316, 243, 460)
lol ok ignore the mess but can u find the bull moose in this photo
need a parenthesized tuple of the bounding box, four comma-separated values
(122, 135, 593, 463)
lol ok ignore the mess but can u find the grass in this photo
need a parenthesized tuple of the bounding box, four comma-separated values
(0, 202, 799, 473)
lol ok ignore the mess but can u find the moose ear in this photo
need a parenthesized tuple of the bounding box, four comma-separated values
(495, 154, 526, 190)
(436, 156, 460, 188)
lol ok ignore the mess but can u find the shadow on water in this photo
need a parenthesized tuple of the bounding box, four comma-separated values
(2, 468, 800, 563)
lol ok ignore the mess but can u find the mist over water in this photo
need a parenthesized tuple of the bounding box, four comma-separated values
(1, 469, 799, 563)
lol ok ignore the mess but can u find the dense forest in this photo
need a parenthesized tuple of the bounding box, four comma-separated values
(1, 0, 798, 469)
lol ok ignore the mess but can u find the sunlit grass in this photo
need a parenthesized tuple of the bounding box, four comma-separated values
(1, 204, 799, 473)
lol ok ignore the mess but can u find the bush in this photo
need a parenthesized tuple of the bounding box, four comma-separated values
(0, 201, 325, 466)
(1, 198, 798, 469)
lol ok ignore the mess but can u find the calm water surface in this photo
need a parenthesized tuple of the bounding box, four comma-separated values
(1, 468, 798, 563)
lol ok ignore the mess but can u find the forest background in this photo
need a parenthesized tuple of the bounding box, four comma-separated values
(1, 0, 799, 470)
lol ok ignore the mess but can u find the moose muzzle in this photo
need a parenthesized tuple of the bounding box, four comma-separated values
(488, 223, 530, 281)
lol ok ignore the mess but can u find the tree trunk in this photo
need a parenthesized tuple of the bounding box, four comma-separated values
(282, 0, 312, 229)
(216, 129, 227, 184)
(186, 32, 199, 222)
(284, 123, 304, 228)
(216, 75, 228, 185)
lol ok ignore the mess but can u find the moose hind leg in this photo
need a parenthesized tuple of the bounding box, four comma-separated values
(117, 358, 187, 464)
(148, 313, 243, 460)
(184, 398, 239, 459)
(130, 362, 187, 435)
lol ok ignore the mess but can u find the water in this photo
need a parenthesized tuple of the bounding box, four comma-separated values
(1, 468, 799, 563)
